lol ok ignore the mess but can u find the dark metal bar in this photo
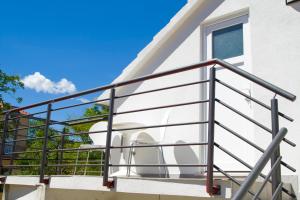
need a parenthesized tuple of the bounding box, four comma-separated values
(10, 149, 43, 155)
(215, 59, 296, 101)
(272, 183, 284, 200)
(50, 114, 108, 125)
(47, 142, 208, 153)
(49, 130, 108, 139)
(66, 118, 105, 126)
(3, 59, 296, 115)
(232, 128, 289, 200)
(253, 156, 282, 200)
(113, 121, 208, 132)
(110, 164, 207, 167)
(213, 165, 258, 198)
(103, 88, 115, 186)
(206, 67, 216, 195)
(115, 100, 209, 115)
(7, 110, 48, 122)
(216, 79, 293, 122)
(0, 113, 9, 174)
(1, 123, 47, 134)
(215, 142, 294, 198)
(57, 128, 66, 175)
(3, 164, 41, 168)
(4, 60, 217, 114)
(9, 118, 20, 174)
(111, 142, 208, 149)
(216, 98, 295, 147)
(39, 103, 52, 183)
(116, 80, 209, 99)
(215, 121, 296, 172)
(52, 98, 110, 112)
(271, 98, 282, 200)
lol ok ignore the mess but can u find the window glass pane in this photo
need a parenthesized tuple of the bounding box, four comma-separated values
(212, 23, 243, 60)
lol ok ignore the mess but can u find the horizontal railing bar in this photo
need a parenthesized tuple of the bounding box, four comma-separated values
(48, 163, 103, 167)
(113, 121, 208, 132)
(116, 80, 209, 99)
(7, 110, 48, 121)
(4, 59, 296, 114)
(9, 149, 43, 155)
(115, 100, 209, 115)
(111, 142, 208, 149)
(253, 156, 282, 200)
(52, 98, 110, 112)
(215, 99, 295, 147)
(1, 123, 47, 133)
(271, 182, 283, 200)
(215, 121, 296, 172)
(215, 59, 296, 101)
(65, 118, 105, 126)
(48, 142, 208, 153)
(215, 142, 294, 198)
(51, 114, 108, 125)
(50, 130, 108, 139)
(2, 165, 41, 168)
(110, 164, 207, 167)
(213, 165, 258, 198)
(5, 136, 45, 143)
(4, 60, 218, 114)
(49, 147, 105, 152)
(216, 79, 293, 122)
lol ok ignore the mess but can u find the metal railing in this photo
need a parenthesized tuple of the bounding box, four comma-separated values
(0, 59, 296, 199)
(232, 128, 287, 200)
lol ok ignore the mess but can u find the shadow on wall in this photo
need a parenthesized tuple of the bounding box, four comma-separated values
(288, 1, 300, 11)
(174, 140, 200, 178)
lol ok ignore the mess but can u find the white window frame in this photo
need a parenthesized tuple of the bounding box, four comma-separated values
(204, 14, 250, 66)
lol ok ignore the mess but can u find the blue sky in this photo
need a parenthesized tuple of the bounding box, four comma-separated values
(0, 0, 186, 116)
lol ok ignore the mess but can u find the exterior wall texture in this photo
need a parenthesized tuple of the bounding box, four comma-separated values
(94, 0, 300, 194)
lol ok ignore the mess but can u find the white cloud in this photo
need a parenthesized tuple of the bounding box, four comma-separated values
(22, 72, 76, 94)
(78, 98, 90, 103)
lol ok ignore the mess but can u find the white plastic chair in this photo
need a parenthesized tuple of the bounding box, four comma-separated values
(127, 109, 172, 177)
(89, 121, 145, 177)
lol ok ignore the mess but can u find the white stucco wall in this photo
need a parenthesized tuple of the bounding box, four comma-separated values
(94, 1, 300, 192)
(249, 0, 300, 194)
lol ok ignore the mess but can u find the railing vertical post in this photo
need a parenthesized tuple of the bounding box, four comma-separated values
(57, 127, 66, 175)
(0, 113, 9, 175)
(206, 67, 216, 195)
(271, 98, 282, 200)
(39, 103, 52, 183)
(9, 117, 20, 175)
(103, 88, 115, 187)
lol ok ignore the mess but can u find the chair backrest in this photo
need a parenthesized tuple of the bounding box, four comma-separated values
(158, 108, 172, 143)
(89, 121, 108, 146)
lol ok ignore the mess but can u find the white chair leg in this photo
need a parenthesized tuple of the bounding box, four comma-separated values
(159, 146, 168, 178)
(127, 142, 134, 177)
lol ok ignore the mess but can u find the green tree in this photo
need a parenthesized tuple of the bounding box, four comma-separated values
(14, 104, 108, 176)
(0, 69, 24, 111)
(71, 104, 108, 143)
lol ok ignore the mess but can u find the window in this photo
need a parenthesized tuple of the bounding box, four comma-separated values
(212, 23, 243, 60)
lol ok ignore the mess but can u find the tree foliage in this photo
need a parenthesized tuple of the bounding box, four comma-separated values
(0, 69, 24, 111)
(14, 104, 108, 176)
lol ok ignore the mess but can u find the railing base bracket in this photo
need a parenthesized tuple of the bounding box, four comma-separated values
(211, 184, 221, 195)
(104, 180, 115, 189)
